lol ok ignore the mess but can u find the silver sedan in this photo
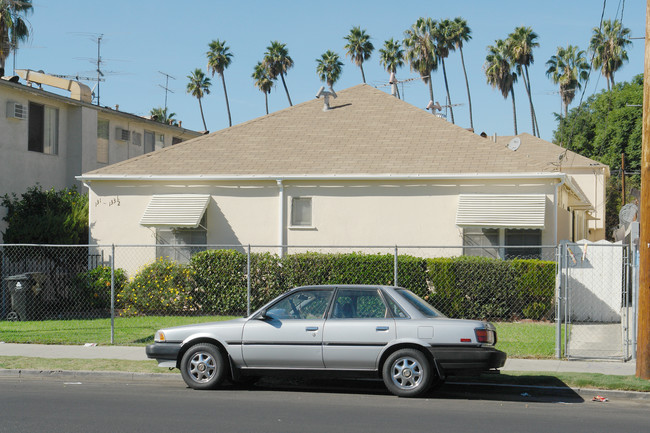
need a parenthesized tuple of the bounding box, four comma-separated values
(146, 285, 506, 397)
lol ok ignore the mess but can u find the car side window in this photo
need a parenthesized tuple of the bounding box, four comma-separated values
(330, 289, 388, 319)
(266, 290, 333, 320)
(385, 295, 409, 318)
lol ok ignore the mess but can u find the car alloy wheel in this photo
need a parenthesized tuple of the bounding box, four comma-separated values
(180, 343, 226, 390)
(382, 348, 433, 397)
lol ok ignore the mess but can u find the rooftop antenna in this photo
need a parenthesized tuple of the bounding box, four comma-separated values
(158, 71, 176, 112)
(96, 34, 104, 106)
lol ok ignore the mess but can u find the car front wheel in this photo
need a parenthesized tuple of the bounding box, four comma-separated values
(180, 343, 226, 390)
(382, 348, 433, 397)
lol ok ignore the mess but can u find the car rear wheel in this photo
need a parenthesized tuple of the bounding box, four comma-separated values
(180, 343, 226, 390)
(382, 348, 433, 397)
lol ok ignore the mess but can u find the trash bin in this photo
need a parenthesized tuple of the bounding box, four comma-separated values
(4, 273, 45, 321)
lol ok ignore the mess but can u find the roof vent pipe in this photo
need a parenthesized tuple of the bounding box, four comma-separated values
(493, 133, 497, 143)
(316, 86, 337, 111)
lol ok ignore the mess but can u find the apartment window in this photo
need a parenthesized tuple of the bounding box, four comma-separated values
(156, 215, 207, 264)
(97, 118, 109, 163)
(291, 197, 312, 227)
(463, 228, 542, 260)
(144, 131, 155, 153)
(28, 102, 59, 154)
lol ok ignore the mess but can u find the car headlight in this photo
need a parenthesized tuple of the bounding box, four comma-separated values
(154, 330, 166, 342)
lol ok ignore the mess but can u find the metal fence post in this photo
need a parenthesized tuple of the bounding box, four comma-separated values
(247, 244, 251, 317)
(555, 244, 562, 359)
(110, 244, 115, 345)
(394, 246, 398, 287)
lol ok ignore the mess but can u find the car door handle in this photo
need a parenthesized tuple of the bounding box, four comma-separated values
(305, 326, 319, 332)
(376, 326, 390, 331)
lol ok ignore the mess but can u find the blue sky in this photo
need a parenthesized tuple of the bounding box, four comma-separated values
(10, 0, 646, 141)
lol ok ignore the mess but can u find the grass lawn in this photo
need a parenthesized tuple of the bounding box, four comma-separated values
(493, 321, 563, 359)
(0, 316, 239, 345)
(0, 317, 561, 358)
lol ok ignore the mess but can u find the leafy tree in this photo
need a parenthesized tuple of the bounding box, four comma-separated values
(403, 17, 438, 113)
(590, 19, 632, 91)
(450, 17, 473, 129)
(149, 106, 178, 126)
(553, 75, 642, 238)
(508, 26, 540, 136)
(0, 0, 32, 76)
(263, 41, 294, 106)
(252, 61, 273, 115)
(343, 26, 373, 84)
(316, 50, 343, 89)
(186, 68, 211, 132)
(545, 45, 589, 117)
(485, 39, 518, 134)
(206, 39, 233, 127)
(378, 38, 404, 98)
(1, 185, 88, 244)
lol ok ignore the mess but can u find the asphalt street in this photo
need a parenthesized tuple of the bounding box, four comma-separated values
(0, 376, 648, 433)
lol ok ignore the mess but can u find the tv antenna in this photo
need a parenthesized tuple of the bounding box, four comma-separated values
(158, 71, 176, 112)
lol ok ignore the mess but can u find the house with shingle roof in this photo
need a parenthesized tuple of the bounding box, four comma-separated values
(78, 84, 608, 263)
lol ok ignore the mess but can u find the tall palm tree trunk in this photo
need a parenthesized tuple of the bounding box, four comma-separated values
(510, 87, 518, 135)
(280, 72, 292, 106)
(524, 66, 540, 137)
(360, 63, 366, 84)
(198, 97, 207, 131)
(441, 58, 454, 124)
(220, 73, 232, 127)
(520, 67, 536, 137)
(459, 47, 473, 130)
(427, 78, 435, 114)
(264, 92, 269, 115)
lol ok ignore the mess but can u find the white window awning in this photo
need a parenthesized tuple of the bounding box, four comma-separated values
(456, 194, 546, 229)
(140, 194, 210, 228)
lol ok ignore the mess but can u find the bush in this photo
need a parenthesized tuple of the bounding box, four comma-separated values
(73, 266, 127, 310)
(190, 249, 249, 314)
(120, 258, 195, 316)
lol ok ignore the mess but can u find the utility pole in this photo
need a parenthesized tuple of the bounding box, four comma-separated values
(637, 0, 650, 380)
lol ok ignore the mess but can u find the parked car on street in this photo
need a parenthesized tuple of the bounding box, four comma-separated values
(146, 285, 506, 397)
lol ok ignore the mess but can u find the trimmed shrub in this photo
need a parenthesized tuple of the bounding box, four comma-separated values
(120, 258, 195, 316)
(190, 249, 249, 314)
(73, 265, 127, 310)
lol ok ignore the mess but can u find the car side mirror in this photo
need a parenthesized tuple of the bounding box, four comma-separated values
(256, 309, 268, 320)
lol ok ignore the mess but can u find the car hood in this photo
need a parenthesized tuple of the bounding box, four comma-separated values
(160, 317, 247, 342)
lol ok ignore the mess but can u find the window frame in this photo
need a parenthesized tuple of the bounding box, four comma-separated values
(28, 102, 59, 155)
(290, 196, 314, 229)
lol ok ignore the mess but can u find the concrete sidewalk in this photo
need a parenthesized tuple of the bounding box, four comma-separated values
(0, 342, 638, 375)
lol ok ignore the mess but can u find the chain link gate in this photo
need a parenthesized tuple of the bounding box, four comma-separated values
(557, 242, 632, 360)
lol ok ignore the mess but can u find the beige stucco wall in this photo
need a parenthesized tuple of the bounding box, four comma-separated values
(86, 177, 565, 272)
(564, 168, 608, 240)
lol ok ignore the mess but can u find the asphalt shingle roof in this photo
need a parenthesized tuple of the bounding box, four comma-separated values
(84, 84, 604, 177)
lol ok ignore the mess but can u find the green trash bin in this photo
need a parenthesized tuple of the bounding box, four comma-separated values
(5, 273, 45, 321)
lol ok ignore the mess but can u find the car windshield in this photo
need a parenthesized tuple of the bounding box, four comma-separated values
(395, 289, 445, 318)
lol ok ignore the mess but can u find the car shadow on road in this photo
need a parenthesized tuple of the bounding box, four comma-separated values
(227, 375, 585, 403)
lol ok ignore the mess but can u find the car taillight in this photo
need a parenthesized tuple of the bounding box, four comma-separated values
(475, 328, 496, 345)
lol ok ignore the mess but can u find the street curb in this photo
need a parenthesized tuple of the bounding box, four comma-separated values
(1, 368, 649, 400)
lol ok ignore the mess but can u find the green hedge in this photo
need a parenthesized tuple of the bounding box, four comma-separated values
(118, 250, 555, 320)
(73, 265, 127, 310)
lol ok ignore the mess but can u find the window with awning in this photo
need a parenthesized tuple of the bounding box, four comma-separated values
(140, 194, 210, 228)
(456, 194, 546, 229)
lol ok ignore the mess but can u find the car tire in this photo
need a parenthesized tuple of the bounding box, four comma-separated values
(382, 348, 434, 397)
(180, 343, 226, 390)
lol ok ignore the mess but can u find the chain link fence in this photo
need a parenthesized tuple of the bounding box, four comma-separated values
(0, 243, 630, 360)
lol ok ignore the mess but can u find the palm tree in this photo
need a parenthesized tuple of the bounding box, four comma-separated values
(379, 38, 404, 98)
(206, 39, 233, 127)
(450, 17, 474, 130)
(434, 19, 457, 123)
(252, 61, 273, 115)
(0, 0, 32, 76)
(485, 39, 518, 135)
(149, 106, 178, 126)
(186, 68, 211, 132)
(316, 50, 343, 89)
(263, 41, 294, 106)
(343, 26, 374, 84)
(545, 45, 590, 118)
(590, 19, 632, 91)
(508, 26, 540, 136)
(403, 17, 438, 114)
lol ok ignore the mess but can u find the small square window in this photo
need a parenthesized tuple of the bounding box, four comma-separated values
(291, 197, 312, 227)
